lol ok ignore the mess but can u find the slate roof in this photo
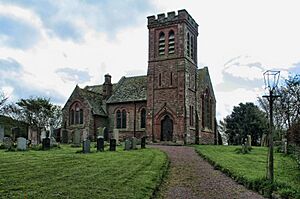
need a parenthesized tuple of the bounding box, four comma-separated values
(84, 84, 117, 94)
(106, 75, 147, 104)
(78, 88, 107, 116)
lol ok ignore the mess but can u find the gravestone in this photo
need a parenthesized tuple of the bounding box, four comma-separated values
(3, 137, 13, 149)
(42, 138, 50, 150)
(124, 139, 131, 151)
(40, 129, 47, 142)
(28, 127, 39, 145)
(73, 130, 81, 147)
(11, 127, 20, 141)
(0, 126, 4, 143)
(247, 135, 252, 147)
(113, 129, 119, 144)
(141, 136, 146, 149)
(62, 129, 68, 143)
(97, 136, 104, 152)
(103, 127, 109, 142)
(50, 137, 57, 147)
(97, 127, 104, 137)
(261, 134, 268, 147)
(83, 139, 90, 153)
(131, 137, 137, 150)
(83, 128, 89, 140)
(109, 139, 116, 151)
(17, 137, 27, 150)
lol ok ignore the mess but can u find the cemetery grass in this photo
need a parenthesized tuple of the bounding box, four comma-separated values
(195, 145, 300, 199)
(0, 144, 168, 199)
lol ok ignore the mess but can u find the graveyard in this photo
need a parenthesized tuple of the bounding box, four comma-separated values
(0, 143, 168, 198)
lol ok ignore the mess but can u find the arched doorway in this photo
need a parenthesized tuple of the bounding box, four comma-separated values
(161, 115, 173, 141)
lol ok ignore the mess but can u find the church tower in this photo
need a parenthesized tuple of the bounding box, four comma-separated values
(146, 10, 198, 143)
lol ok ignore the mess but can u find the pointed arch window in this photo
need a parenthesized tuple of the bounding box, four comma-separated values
(191, 36, 194, 60)
(69, 102, 84, 125)
(140, 108, 146, 128)
(168, 30, 175, 54)
(159, 32, 165, 55)
(122, 110, 127, 128)
(116, 110, 121, 128)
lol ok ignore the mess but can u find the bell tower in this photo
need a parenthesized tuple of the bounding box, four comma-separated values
(146, 10, 199, 143)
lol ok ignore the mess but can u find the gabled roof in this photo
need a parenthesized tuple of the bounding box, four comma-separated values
(107, 75, 147, 104)
(84, 84, 117, 94)
(197, 67, 216, 100)
(62, 85, 107, 117)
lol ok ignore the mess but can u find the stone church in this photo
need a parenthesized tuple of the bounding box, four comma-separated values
(61, 10, 216, 144)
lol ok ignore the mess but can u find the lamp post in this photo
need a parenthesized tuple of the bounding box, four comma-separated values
(263, 70, 280, 184)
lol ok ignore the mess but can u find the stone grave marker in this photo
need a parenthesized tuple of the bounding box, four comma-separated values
(83, 139, 90, 153)
(141, 136, 146, 149)
(113, 129, 119, 144)
(109, 139, 116, 151)
(131, 137, 137, 150)
(3, 137, 12, 149)
(28, 127, 38, 145)
(97, 136, 104, 152)
(17, 137, 27, 150)
(247, 135, 252, 147)
(103, 127, 109, 142)
(0, 126, 4, 143)
(97, 127, 104, 137)
(124, 139, 131, 151)
(73, 130, 81, 147)
(40, 129, 47, 142)
(50, 137, 57, 147)
(42, 138, 50, 150)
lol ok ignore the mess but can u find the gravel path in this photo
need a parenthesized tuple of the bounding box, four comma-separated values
(152, 145, 264, 199)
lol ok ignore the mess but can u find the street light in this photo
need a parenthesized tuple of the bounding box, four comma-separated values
(263, 70, 280, 184)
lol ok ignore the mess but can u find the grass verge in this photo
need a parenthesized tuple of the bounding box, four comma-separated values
(195, 145, 300, 199)
(0, 144, 168, 199)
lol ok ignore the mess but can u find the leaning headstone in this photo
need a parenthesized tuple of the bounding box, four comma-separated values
(110, 139, 116, 151)
(3, 137, 13, 149)
(42, 138, 50, 150)
(17, 137, 27, 150)
(113, 129, 119, 144)
(83, 139, 90, 153)
(141, 136, 146, 149)
(73, 130, 81, 147)
(0, 126, 4, 143)
(97, 136, 104, 152)
(124, 139, 131, 151)
(131, 137, 137, 150)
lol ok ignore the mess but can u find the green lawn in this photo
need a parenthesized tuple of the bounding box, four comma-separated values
(195, 145, 300, 199)
(0, 144, 168, 199)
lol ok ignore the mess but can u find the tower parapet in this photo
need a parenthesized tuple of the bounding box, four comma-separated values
(147, 9, 198, 32)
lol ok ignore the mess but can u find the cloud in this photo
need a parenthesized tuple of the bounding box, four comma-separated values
(0, 57, 65, 104)
(55, 67, 91, 84)
(0, 0, 155, 42)
(0, 14, 40, 49)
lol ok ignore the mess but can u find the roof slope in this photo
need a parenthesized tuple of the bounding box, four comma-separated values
(79, 88, 107, 116)
(107, 75, 147, 104)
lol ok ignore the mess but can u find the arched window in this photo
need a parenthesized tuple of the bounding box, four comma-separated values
(202, 89, 211, 129)
(122, 110, 127, 128)
(170, 72, 173, 86)
(159, 32, 165, 55)
(116, 110, 121, 128)
(168, 30, 175, 54)
(140, 108, 146, 128)
(187, 33, 190, 57)
(69, 102, 84, 125)
(159, 73, 162, 87)
(191, 36, 194, 60)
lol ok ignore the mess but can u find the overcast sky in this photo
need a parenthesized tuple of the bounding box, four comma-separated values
(0, 0, 299, 120)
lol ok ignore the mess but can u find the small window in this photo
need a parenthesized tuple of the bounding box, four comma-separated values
(159, 32, 165, 56)
(170, 72, 173, 86)
(70, 110, 74, 125)
(187, 33, 190, 57)
(116, 110, 121, 128)
(122, 110, 127, 128)
(168, 30, 175, 54)
(140, 108, 146, 128)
